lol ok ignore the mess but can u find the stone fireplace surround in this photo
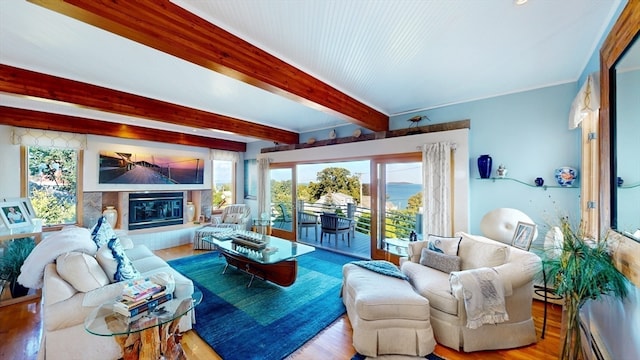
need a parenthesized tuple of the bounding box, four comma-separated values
(83, 189, 212, 250)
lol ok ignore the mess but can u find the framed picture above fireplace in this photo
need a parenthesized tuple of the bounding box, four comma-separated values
(98, 150, 204, 185)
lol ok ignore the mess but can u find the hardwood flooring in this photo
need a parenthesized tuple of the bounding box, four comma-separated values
(0, 244, 562, 360)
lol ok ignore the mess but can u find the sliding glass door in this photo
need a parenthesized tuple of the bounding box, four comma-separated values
(270, 165, 296, 240)
(371, 154, 422, 259)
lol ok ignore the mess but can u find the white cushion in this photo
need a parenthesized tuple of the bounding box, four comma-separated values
(56, 252, 109, 292)
(457, 232, 510, 270)
(223, 213, 244, 224)
(426, 234, 462, 255)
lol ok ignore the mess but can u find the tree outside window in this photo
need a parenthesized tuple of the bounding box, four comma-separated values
(26, 147, 78, 226)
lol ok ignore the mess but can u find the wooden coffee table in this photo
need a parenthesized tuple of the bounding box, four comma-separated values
(204, 231, 315, 287)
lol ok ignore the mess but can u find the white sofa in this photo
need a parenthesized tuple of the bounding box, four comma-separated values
(400, 231, 541, 352)
(18, 226, 194, 360)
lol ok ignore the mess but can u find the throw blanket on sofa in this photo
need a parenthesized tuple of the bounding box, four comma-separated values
(17, 226, 98, 289)
(351, 260, 409, 281)
(449, 267, 508, 329)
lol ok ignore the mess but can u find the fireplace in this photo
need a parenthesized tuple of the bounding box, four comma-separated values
(128, 192, 184, 230)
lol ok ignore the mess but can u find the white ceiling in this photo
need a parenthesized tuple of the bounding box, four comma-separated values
(0, 0, 622, 143)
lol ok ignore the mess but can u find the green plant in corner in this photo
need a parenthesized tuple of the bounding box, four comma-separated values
(542, 218, 628, 360)
(0, 237, 36, 298)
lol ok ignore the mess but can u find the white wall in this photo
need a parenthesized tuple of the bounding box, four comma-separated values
(0, 125, 23, 198)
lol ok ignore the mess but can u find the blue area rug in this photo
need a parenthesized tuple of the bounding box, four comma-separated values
(168, 249, 358, 360)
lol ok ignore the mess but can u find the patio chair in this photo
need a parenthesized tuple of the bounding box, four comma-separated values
(298, 211, 318, 241)
(320, 213, 353, 246)
(275, 203, 292, 228)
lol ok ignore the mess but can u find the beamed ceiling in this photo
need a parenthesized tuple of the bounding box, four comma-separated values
(0, 0, 622, 151)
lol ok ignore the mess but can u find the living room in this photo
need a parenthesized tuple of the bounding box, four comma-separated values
(1, 0, 639, 359)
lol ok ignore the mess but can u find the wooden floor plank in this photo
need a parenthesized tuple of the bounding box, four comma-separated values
(0, 243, 561, 360)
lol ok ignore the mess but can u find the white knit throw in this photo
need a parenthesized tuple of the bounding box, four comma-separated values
(449, 267, 509, 329)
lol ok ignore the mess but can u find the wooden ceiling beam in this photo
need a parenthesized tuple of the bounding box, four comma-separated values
(0, 64, 297, 145)
(29, 0, 389, 132)
(0, 106, 247, 152)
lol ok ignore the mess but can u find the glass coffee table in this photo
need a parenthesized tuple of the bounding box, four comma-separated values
(84, 287, 202, 359)
(204, 231, 315, 287)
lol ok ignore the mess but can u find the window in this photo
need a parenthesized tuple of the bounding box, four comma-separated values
(25, 146, 80, 226)
(213, 159, 234, 208)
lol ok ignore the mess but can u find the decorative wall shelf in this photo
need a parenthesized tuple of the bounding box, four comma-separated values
(477, 177, 580, 190)
(619, 182, 640, 189)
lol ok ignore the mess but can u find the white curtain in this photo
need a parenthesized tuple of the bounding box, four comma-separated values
(12, 127, 87, 149)
(210, 149, 240, 162)
(257, 157, 272, 219)
(422, 142, 454, 236)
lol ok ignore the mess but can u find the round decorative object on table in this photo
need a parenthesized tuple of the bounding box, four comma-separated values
(554, 167, 578, 187)
(102, 206, 118, 228)
(477, 154, 492, 179)
(535, 177, 545, 187)
(186, 202, 196, 222)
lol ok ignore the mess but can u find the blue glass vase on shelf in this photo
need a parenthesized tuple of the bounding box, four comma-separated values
(477, 154, 492, 179)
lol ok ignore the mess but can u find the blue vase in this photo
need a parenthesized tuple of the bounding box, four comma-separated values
(477, 155, 492, 179)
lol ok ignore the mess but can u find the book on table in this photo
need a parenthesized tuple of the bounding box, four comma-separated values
(122, 278, 165, 302)
(114, 290, 173, 317)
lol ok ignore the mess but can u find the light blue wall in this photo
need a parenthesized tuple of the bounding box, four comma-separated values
(246, 83, 582, 241)
(390, 83, 581, 238)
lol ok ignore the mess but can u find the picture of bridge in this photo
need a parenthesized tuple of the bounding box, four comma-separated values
(98, 150, 204, 184)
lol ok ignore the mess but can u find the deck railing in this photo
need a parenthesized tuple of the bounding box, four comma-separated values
(284, 201, 420, 239)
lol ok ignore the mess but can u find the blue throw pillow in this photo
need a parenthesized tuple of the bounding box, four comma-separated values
(107, 237, 140, 282)
(90, 216, 118, 250)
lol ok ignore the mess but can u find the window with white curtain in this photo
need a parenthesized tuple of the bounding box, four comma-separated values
(13, 128, 84, 227)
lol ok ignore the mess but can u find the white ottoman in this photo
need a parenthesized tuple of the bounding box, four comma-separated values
(342, 263, 436, 357)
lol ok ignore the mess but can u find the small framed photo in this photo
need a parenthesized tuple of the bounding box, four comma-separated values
(512, 221, 536, 251)
(0, 202, 33, 229)
(4, 197, 36, 219)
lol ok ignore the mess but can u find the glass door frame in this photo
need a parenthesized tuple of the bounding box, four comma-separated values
(269, 162, 297, 241)
(370, 152, 422, 261)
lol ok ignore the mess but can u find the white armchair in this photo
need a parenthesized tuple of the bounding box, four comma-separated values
(193, 204, 251, 250)
(210, 204, 251, 230)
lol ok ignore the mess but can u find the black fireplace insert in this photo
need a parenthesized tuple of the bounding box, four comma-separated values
(128, 192, 184, 230)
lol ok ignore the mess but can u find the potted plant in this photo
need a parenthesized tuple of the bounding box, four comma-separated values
(0, 237, 36, 298)
(542, 218, 628, 360)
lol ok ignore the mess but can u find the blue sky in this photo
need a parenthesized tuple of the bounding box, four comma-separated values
(274, 160, 422, 184)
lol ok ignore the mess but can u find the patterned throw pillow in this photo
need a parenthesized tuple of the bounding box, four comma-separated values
(427, 234, 462, 256)
(90, 216, 118, 250)
(420, 248, 462, 274)
(97, 237, 141, 282)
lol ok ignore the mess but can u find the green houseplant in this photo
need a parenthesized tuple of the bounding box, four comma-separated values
(542, 218, 628, 360)
(0, 237, 36, 298)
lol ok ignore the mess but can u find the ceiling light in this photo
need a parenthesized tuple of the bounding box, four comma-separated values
(514, 0, 528, 5)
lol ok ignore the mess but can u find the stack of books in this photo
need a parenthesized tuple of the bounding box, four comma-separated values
(114, 278, 173, 317)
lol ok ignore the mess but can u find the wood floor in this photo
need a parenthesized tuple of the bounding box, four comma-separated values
(0, 244, 562, 360)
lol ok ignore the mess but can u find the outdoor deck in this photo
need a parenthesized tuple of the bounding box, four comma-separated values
(277, 223, 372, 259)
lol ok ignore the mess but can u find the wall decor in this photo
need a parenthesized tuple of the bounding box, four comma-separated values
(511, 221, 536, 251)
(0, 201, 32, 229)
(244, 159, 258, 200)
(554, 166, 577, 187)
(98, 150, 204, 185)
